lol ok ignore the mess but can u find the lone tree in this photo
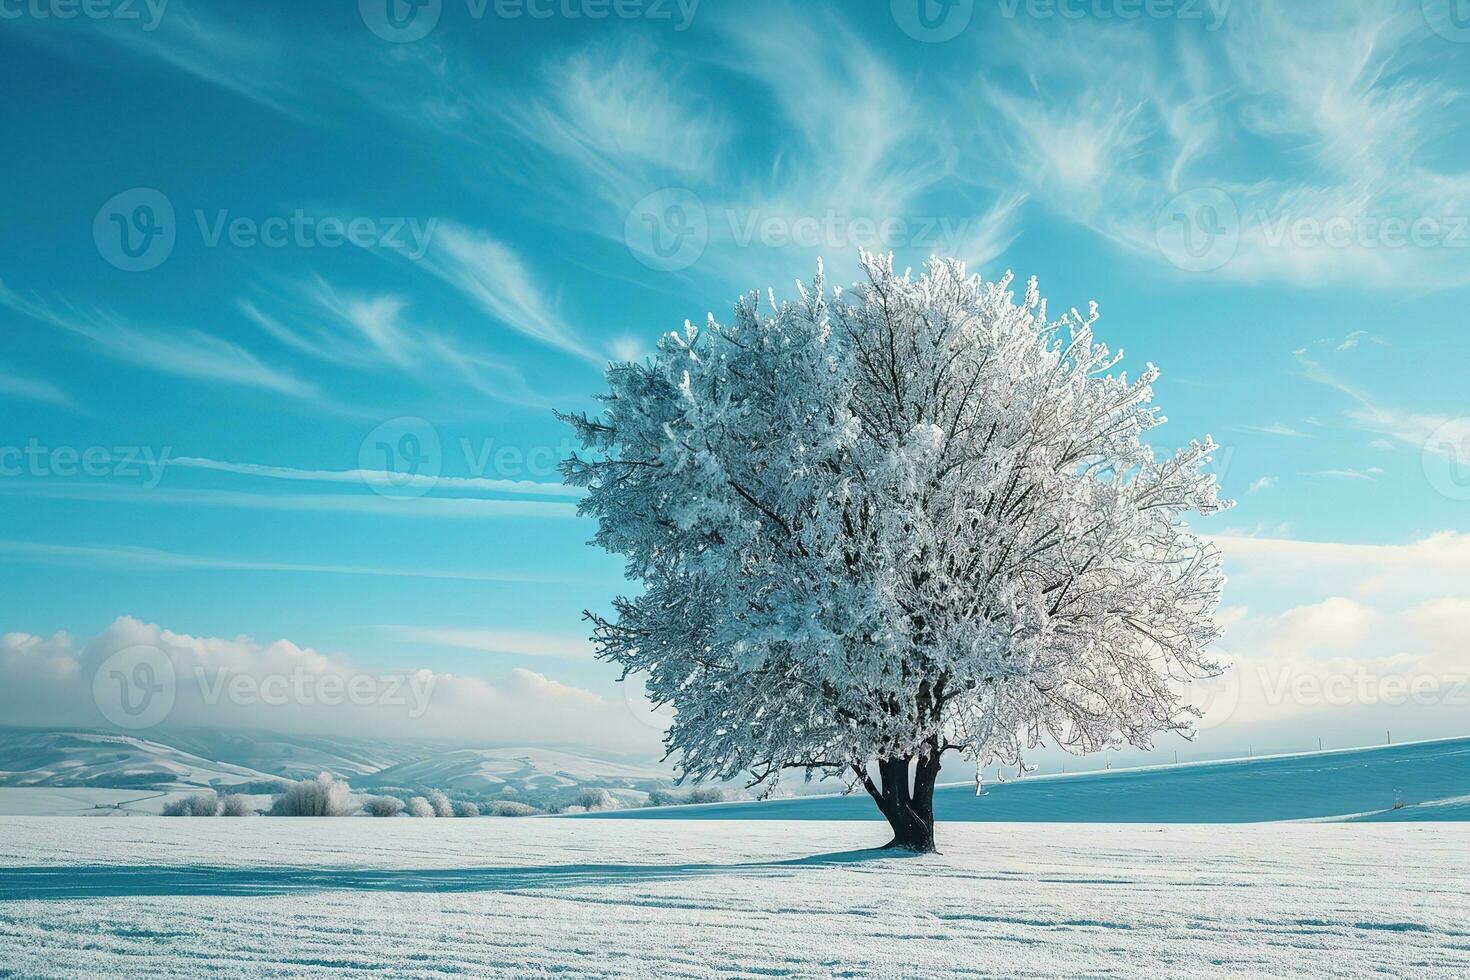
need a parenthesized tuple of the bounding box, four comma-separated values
(561, 253, 1229, 852)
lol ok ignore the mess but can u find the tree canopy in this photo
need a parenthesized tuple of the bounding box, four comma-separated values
(562, 253, 1229, 844)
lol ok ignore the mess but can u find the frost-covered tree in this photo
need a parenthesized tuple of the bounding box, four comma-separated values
(363, 795, 406, 817)
(269, 773, 357, 817)
(218, 793, 253, 817)
(427, 790, 454, 818)
(561, 253, 1229, 851)
(574, 788, 620, 812)
(162, 791, 220, 817)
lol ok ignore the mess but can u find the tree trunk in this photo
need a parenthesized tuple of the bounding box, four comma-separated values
(859, 749, 942, 853)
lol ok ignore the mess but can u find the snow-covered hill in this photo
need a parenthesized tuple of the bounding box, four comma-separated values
(357, 747, 668, 797)
(588, 736, 1470, 823)
(0, 730, 275, 791)
(0, 727, 676, 813)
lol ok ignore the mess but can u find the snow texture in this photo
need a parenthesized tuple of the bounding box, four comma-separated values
(0, 818, 1465, 977)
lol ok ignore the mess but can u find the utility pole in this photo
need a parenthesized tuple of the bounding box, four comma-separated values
(1318, 737, 1323, 752)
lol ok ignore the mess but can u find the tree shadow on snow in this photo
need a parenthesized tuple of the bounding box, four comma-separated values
(0, 847, 922, 901)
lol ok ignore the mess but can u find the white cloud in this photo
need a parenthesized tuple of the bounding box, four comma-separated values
(0, 617, 657, 752)
(1248, 476, 1276, 493)
(1190, 530, 1470, 744)
(1211, 531, 1470, 601)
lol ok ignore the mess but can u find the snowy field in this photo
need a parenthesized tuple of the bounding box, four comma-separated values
(2, 818, 1468, 978)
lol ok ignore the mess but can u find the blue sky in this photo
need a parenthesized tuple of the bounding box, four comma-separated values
(1, 0, 1469, 766)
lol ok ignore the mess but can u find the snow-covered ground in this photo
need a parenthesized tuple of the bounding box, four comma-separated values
(1, 817, 1467, 977)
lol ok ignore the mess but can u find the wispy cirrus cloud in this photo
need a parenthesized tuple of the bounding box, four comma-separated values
(965, 1, 1470, 289)
(168, 456, 580, 498)
(1296, 355, 1469, 459)
(0, 280, 317, 401)
(418, 224, 606, 367)
(240, 274, 565, 409)
(0, 482, 580, 519)
(1239, 422, 1310, 438)
(0, 539, 597, 585)
(0, 365, 73, 409)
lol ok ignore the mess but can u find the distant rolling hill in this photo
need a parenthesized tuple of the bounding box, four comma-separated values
(0, 727, 676, 813)
(0, 730, 275, 790)
(357, 747, 669, 798)
(583, 737, 1470, 823)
